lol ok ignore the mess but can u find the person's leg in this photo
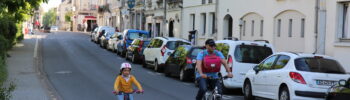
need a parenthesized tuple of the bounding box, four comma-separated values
(196, 78, 207, 100)
(117, 94, 124, 100)
(129, 94, 134, 100)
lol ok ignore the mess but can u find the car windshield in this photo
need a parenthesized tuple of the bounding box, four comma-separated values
(190, 48, 204, 57)
(142, 41, 150, 47)
(234, 45, 273, 64)
(166, 41, 190, 50)
(295, 57, 346, 74)
(128, 32, 148, 40)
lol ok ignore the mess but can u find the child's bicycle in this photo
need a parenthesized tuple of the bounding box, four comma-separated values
(112, 90, 144, 100)
(203, 76, 229, 100)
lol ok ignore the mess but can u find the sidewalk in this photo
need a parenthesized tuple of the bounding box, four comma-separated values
(5, 34, 50, 100)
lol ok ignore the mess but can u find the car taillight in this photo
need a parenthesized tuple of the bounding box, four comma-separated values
(227, 55, 233, 66)
(289, 72, 306, 84)
(138, 41, 143, 52)
(186, 57, 192, 64)
(161, 46, 166, 56)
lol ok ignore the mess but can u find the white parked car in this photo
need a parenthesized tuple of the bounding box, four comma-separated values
(243, 52, 350, 100)
(91, 26, 114, 43)
(107, 32, 123, 51)
(50, 26, 59, 32)
(215, 40, 275, 91)
(143, 37, 190, 72)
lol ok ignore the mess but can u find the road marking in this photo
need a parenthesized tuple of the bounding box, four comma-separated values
(55, 71, 72, 74)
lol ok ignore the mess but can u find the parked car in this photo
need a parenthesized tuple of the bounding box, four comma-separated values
(43, 26, 50, 33)
(125, 38, 151, 64)
(326, 78, 350, 100)
(50, 26, 59, 32)
(164, 45, 205, 81)
(107, 32, 123, 51)
(116, 29, 150, 57)
(214, 40, 274, 92)
(91, 26, 114, 43)
(243, 52, 350, 100)
(143, 37, 191, 72)
(99, 31, 115, 48)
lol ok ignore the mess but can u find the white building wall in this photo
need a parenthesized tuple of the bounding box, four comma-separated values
(182, 0, 216, 46)
(218, 0, 316, 53)
(326, 0, 350, 72)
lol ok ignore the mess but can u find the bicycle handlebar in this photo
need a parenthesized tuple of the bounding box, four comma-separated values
(112, 90, 144, 95)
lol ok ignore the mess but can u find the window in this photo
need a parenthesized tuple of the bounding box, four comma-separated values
(277, 19, 281, 37)
(259, 55, 278, 70)
(208, 0, 213, 3)
(234, 45, 274, 64)
(191, 48, 204, 57)
(340, 3, 350, 39)
(243, 21, 246, 36)
(301, 19, 305, 38)
(260, 20, 264, 37)
(273, 55, 290, 69)
(202, 0, 206, 4)
(215, 43, 230, 59)
(190, 14, 195, 30)
(211, 13, 216, 34)
(251, 20, 255, 36)
(201, 13, 206, 35)
(289, 19, 293, 37)
(295, 57, 346, 74)
(150, 39, 163, 48)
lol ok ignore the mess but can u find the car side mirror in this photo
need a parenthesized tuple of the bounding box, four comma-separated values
(253, 65, 260, 74)
(339, 79, 347, 86)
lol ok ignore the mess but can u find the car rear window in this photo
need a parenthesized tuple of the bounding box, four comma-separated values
(166, 41, 190, 50)
(216, 43, 230, 59)
(128, 32, 148, 40)
(234, 45, 273, 64)
(295, 58, 346, 74)
(190, 48, 204, 57)
(142, 41, 150, 47)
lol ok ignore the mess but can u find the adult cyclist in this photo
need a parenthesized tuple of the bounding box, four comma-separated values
(195, 39, 233, 100)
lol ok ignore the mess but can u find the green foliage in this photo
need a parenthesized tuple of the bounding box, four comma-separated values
(65, 11, 73, 22)
(215, 43, 229, 59)
(43, 9, 57, 26)
(0, 82, 16, 100)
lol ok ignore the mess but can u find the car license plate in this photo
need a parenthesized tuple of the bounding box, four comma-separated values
(192, 59, 196, 63)
(316, 80, 337, 86)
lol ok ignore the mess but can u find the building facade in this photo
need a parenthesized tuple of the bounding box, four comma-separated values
(182, 0, 217, 45)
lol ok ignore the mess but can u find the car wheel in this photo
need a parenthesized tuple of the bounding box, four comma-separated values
(279, 86, 290, 100)
(179, 67, 189, 81)
(125, 52, 129, 60)
(142, 56, 147, 68)
(131, 54, 136, 63)
(154, 60, 160, 72)
(244, 81, 255, 100)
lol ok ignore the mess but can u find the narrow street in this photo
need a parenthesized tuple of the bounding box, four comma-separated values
(41, 31, 244, 100)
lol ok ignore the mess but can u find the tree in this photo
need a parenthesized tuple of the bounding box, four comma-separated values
(43, 8, 57, 26)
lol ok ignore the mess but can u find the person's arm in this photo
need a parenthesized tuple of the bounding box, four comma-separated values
(196, 52, 207, 78)
(217, 51, 233, 78)
(131, 76, 143, 91)
(114, 76, 121, 92)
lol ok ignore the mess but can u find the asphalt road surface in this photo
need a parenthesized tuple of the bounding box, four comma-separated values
(41, 31, 245, 100)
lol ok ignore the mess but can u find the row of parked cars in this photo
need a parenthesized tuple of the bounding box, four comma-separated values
(90, 26, 350, 100)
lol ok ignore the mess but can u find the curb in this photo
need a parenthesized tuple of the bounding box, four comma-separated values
(34, 35, 63, 100)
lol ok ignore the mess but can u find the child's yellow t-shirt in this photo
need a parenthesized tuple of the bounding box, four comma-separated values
(114, 75, 143, 93)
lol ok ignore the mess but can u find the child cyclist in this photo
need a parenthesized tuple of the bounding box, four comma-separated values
(114, 63, 143, 100)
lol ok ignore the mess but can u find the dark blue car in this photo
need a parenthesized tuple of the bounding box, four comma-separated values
(116, 29, 150, 57)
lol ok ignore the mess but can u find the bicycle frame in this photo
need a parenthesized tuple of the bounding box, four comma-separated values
(203, 76, 228, 100)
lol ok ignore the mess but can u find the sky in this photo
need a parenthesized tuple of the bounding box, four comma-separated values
(41, 0, 62, 12)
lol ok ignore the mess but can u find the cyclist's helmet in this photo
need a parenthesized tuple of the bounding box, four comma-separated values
(120, 63, 132, 70)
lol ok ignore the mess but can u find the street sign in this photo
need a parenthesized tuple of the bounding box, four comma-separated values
(127, 0, 135, 9)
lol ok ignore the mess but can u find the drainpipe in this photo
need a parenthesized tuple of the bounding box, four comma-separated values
(314, 0, 319, 54)
(163, 0, 167, 37)
(314, 0, 326, 54)
(215, 0, 219, 40)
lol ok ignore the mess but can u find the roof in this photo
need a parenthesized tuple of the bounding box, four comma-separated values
(127, 29, 149, 34)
